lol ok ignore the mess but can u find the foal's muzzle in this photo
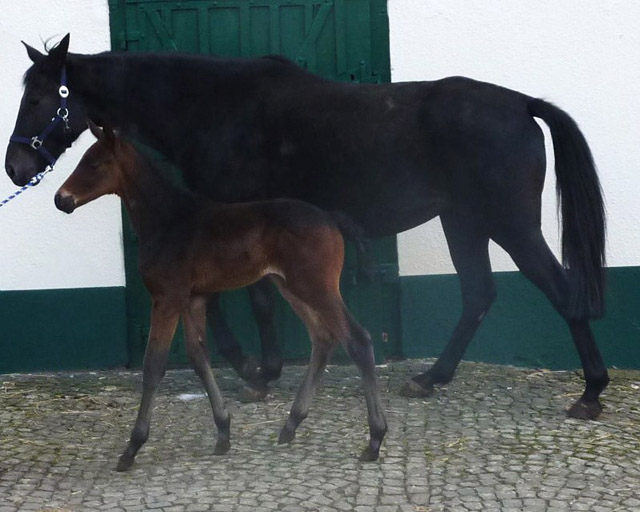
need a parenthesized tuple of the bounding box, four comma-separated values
(54, 191, 76, 214)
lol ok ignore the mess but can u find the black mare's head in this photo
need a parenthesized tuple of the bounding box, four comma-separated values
(5, 34, 87, 186)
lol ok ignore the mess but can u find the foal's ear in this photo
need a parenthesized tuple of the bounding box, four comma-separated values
(87, 119, 103, 141)
(102, 126, 117, 148)
(22, 41, 44, 63)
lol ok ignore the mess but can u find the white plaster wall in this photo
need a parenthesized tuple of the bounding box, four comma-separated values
(0, 1, 125, 290)
(389, 1, 640, 276)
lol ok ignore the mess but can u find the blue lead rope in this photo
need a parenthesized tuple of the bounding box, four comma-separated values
(0, 166, 53, 208)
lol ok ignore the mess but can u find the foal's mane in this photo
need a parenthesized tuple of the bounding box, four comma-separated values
(114, 134, 196, 216)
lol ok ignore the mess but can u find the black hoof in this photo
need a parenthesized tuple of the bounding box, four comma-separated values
(259, 360, 283, 384)
(359, 446, 380, 462)
(238, 385, 269, 403)
(238, 356, 261, 383)
(278, 427, 296, 445)
(567, 398, 603, 420)
(399, 379, 433, 398)
(213, 439, 231, 455)
(115, 455, 134, 472)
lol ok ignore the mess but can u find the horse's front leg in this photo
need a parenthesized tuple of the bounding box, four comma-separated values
(116, 300, 179, 471)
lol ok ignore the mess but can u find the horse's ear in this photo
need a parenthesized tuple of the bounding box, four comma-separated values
(22, 41, 44, 63)
(87, 119, 103, 140)
(48, 33, 70, 69)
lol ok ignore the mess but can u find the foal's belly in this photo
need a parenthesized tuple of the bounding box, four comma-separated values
(191, 258, 280, 295)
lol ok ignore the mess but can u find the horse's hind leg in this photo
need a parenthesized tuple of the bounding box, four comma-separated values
(248, 279, 283, 386)
(206, 294, 260, 384)
(184, 296, 231, 455)
(401, 212, 496, 397)
(117, 300, 179, 471)
(494, 227, 609, 419)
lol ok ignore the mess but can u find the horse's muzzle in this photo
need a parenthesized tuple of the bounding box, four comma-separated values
(54, 191, 76, 214)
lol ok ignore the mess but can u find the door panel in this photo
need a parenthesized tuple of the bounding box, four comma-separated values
(109, 0, 400, 366)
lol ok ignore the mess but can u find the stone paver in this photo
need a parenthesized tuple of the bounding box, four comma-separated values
(0, 359, 639, 511)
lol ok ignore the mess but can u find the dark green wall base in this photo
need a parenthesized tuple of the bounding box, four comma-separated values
(400, 267, 640, 370)
(0, 287, 127, 373)
(2, 267, 637, 373)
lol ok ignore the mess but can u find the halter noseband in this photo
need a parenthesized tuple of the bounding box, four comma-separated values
(10, 68, 72, 169)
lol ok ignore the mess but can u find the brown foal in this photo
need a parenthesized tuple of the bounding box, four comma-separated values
(54, 122, 387, 470)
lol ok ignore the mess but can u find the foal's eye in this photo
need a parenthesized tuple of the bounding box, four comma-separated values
(28, 97, 40, 106)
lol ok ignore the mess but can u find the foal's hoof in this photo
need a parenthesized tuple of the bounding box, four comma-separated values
(359, 446, 380, 462)
(278, 427, 296, 445)
(239, 384, 269, 403)
(213, 439, 231, 455)
(567, 398, 603, 420)
(399, 379, 433, 398)
(115, 455, 134, 472)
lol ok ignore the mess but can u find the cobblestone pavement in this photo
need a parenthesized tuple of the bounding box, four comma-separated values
(0, 359, 639, 511)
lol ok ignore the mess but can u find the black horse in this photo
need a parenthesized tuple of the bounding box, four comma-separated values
(5, 35, 608, 419)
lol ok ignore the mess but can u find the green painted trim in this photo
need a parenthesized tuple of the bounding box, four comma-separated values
(0, 287, 127, 373)
(400, 267, 640, 370)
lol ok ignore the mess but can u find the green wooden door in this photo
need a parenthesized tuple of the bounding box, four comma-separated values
(108, 0, 400, 367)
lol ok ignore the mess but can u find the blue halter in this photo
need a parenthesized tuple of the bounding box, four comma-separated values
(10, 68, 71, 168)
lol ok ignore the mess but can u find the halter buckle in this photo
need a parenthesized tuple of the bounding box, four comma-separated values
(30, 136, 43, 150)
(59, 85, 69, 98)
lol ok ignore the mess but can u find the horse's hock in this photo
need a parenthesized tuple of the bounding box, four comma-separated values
(1, 359, 639, 511)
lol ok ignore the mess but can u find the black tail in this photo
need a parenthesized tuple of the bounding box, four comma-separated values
(528, 98, 606, 319)
(329, 211, 374, 283)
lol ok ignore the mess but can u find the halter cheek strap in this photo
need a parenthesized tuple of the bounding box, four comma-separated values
(10, 68, 71, 169)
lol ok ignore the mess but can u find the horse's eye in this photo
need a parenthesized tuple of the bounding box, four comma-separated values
(28, 98, 40, 106)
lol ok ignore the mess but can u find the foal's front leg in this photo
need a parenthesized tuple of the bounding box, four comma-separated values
(184, 296, 231, 455)
(116, 300, 179, 471)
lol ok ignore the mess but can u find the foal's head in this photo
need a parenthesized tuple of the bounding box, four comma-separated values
(54, 121, 124, 214)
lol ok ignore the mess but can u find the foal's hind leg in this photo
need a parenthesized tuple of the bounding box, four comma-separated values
(184, 296, 231, 455)
(494, 227, 609, 419)
(117, 300, 179, 471)
(277, 339, 335, 445)
(340, 310, 388, 461)
(273, 287, 336, 444)
(276, 281, 386, 461)
(401, 213, 496, 397)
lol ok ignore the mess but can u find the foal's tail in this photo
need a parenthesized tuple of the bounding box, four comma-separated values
(329, 211, 375, 283)
(528, 98, 606, 319)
